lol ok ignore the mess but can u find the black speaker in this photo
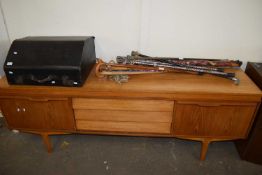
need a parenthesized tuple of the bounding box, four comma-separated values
(4, 36, 96, 87)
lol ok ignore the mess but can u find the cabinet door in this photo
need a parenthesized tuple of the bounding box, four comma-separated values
(0, 98, 75, 131)
(0, 99, 45, 129)
(173, 102, 257, 138)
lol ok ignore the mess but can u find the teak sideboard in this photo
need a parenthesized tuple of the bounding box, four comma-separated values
(0, 67, 261, 160)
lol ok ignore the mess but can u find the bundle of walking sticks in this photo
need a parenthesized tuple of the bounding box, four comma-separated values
(95, 51, 242, 85)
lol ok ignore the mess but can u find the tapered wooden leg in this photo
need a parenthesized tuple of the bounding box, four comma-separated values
(200, 140, 211, 160)
(41, 134, 52, 153)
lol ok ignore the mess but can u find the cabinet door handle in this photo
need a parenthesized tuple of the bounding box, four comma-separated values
(17, 108, 20, 112)
(22, 108, 26, 112)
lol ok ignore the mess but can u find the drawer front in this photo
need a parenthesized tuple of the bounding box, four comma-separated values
(73, 98, 174, 112)
(75, 110, 172, 123)
(173, 102, 257, 138)
(76, 120, 171, 134)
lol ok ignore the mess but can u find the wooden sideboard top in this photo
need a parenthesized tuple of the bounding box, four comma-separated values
(0, 66, 261, 101)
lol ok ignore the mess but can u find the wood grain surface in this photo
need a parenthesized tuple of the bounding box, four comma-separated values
(0, 98, 75, 131)
(173, 102, 257, 137)
(75, 110, 172, 123)
(76, 120, 171, 134)
(73, 98, 174, 112)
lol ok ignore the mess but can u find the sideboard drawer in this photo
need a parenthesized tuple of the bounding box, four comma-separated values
(76, 120, 171, 134)
(173, 101, 257, 138)
(72, 98, 174, 112)
(75, 110, 172, 123)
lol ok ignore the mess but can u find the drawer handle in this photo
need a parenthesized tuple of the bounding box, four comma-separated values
(27, 98, 49, 102)
(197, 103, 221, 107)
(178, 101, 221, 107)
(25, 97, 67, 102)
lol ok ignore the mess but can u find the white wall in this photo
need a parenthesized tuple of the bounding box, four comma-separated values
(1, 0, 141, 61)
(0, 1, 10, 76)
(0, 0, 262, 74)
(140, 0, 262, 65)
